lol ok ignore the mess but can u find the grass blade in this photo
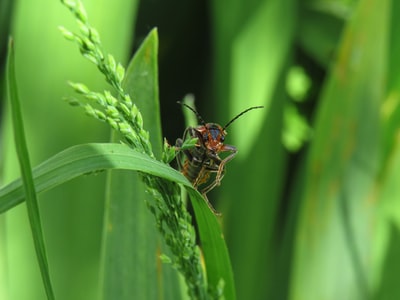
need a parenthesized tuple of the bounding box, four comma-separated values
(0, 142, 235, 298)
(100, 28, 183, 299)
(124, 28, 185, 299)
(290, 0, 389, 298)
(100, 169, 158, 300)
(6, 38, 55, 300)
(211, 0, 293, 298)
(188, 189, 235, 299)
(0, 143, 184, 213)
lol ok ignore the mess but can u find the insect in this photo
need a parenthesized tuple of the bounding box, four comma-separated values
(176, 102, 263, 213)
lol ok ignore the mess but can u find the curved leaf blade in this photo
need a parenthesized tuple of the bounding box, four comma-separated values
(0, 143, 184, 213)
(100, 28, 184, 300)
(0, 142, 235, 298)
(6, 38, 55, 300)
(290, 0, 389, 299)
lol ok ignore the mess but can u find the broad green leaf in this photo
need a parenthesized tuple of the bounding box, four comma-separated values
(374, 1, 400, 298)
(211, 0, 293, 299)
(297, 6, 345, 68)
(290, 0, 389, 299)
(6, 38, 55, 300)
(372, 223, 400, 300)
(100, 169, 159, 300)
(100, 28, 183, 300)
(123, 29, 163, 157)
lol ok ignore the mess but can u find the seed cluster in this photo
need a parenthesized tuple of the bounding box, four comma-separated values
(60, 1, 210, 298)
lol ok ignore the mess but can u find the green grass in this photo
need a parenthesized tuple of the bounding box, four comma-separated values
(6, 38, 55, 300)
(2, 1, 234, 299)
(1, 0, 400, 299)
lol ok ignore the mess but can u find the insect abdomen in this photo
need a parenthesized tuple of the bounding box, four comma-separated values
(181, 146, 206, 184)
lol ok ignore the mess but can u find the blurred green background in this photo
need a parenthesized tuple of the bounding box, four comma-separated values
(1, 0, 400, 299)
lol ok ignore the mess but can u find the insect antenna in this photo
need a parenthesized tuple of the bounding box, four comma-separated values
(177, 101, 207, 126)
(223, 106, 264, 130)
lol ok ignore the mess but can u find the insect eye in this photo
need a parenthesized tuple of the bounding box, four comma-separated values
(220, 135, 225, 142)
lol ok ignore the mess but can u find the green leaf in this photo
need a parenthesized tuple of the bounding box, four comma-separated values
(0, 144, 182, 213)
(123, 29, 162, 157)
(0, 142, 235, 299)
(6, 38, 55, 300)
(290, 0, 389, 299)
(188, 189, 235, 299)
(211, 0, 293, 299)
(297, 6, 345, 68)
(100, 168, 160, 300)
(99, 28, 184, 300)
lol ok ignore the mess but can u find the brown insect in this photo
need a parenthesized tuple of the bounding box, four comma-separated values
(176, 102, 263, 213)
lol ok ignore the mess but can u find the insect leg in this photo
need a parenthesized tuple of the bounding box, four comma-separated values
(193, 164, 207, 187)
(175, 127, 195, 170)
(200, 175, 220, 195)
(198, 163, 218, 189)
(215, 144, 237, 185)
(201, 192, 221, 216)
